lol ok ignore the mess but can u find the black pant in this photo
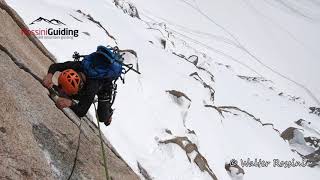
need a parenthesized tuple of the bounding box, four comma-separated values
(97, 81, 114, 125)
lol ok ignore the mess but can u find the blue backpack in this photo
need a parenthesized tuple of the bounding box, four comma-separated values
(81, 46, 124, 80)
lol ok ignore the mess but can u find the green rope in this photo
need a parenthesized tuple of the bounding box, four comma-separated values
(94, 103, 110, 180)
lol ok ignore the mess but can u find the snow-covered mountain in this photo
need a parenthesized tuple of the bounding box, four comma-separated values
(6, 0, 320, 179)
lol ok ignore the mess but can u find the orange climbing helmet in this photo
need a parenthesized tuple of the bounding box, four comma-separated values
(58, 69, 81, 96)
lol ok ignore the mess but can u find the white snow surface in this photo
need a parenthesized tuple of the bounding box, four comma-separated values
(7, 0, 320, 179)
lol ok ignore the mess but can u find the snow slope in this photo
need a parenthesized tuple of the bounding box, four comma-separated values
(7, 0, 320, 179)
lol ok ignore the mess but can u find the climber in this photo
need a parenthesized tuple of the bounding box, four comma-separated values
(42, 46, 125, 126)
(43, 65, 114, 126)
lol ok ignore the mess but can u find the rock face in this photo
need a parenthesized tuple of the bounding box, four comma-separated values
(0, 1, 139, 179)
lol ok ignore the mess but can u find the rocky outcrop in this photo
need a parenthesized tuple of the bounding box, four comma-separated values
(225, 162, 245, 180)
(237, 75, 270, 83)
(309, 107, 320, 116)
(137, 162, 153, 180)
(113, 0, 141, 19)
(76, 9, 116, 41)
(281, 127, 298, 141)
(281, 127, 320, 167)
(304, 149, 320, 167)
(304, 137, 320, 149)
(205, 105, 281, 133)
(166, 90, 191, 103)
(188, 55, 198, 66)
(190, 72, 215, 103)
(159, 136, 218, 180)
(295, 119, 320, 149)
(0, 1, 139, 179)
(166, 90, 192, 129)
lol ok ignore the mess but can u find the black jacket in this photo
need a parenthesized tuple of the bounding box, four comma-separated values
(48, 61, 113, 119)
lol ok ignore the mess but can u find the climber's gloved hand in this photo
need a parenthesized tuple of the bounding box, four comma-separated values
(42, 73, 54, 89)
(56, 97, 73, 109)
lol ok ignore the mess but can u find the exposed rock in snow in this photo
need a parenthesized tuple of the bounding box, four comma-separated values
(304, 149, 320, 167)
(166, 90, 192, 129)
(309, 107, 320, 116)
(295, 119, 320, 136)
(137, 162, 153, 180)
(206, 105, 281, 134)
(165, 129, 172, 135)
(190, 72, 215, 103)
(281, 127, 310, 148)
(188, 55, 199, 66)
(225, 162, 245, 180)
(113, 0, 141, 19)
(144, 21, 178, 51)
(76, 9, 116, 41)
(277, 92, 306, 104)
(237, 75, 270, 83)
(295, 119, 311, 126)
(281, 127, 320, 167)
(304, 137, 320, 150)
(69, 14, 83, 22)
(166, 90, 191, 106)
(159, 136, 218, 180)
